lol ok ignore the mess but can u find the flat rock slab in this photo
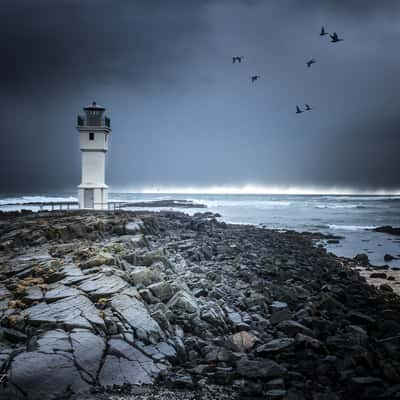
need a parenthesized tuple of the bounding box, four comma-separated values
(70, 328, 106, 381)
(45, 284, 81, 301)
(111, 294, 163, 343)
(78, 273, 128, 298)
(99, 338, 163, 386)
(24, 294, 105, 330)
(6, 329, 93, 400)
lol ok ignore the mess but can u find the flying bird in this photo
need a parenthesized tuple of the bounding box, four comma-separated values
(320, 26, 329, 36)
(330, 32, 344, 43)
(296, 106, 303, 114)
(305, 104, 312, 111)
(232, 56, 244, 64)
(251, 75, 260, 83)
(306, 58, 316, 68)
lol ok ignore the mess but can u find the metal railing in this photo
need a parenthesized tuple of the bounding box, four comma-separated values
(77, 115, 111, 128)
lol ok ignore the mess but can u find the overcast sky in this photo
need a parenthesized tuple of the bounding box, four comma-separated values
(1, 0, 399, 194)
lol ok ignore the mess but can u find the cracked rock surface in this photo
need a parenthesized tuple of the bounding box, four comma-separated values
(0, 210, 399, 399)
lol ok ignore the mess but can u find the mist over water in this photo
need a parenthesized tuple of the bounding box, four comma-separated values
(1, 192, 399, 268)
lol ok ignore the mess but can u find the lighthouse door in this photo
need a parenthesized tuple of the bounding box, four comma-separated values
(84, 189, 94, 209)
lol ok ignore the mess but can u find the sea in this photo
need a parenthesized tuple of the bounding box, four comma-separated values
(1, 193, 399, 268)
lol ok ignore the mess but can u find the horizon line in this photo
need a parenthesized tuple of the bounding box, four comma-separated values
(110, 185, 400, 196)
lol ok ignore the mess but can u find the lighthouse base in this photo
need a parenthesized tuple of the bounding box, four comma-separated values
(78, 185, 108, 210)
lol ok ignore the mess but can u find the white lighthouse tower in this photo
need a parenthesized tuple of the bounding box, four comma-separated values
(77, 102, 111, 209)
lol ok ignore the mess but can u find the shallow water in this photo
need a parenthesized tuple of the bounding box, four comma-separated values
(1, 193, 399, 267)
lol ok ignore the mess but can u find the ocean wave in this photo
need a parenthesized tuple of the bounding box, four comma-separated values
(328, 224, 377, 231)
(200, 199, 292, 208)
(314, 204, 367, 209)
(0, 196, 77, 205)
(320, 195, 400, 201)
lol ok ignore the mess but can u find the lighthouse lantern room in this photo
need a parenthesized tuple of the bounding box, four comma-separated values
(76, 102, 111, 209)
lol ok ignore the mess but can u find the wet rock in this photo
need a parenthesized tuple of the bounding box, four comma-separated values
(373, 226, 400, 236)
(384, 254, 397, 262)
(354, 254, 369, 265)
(167, 290, 199, 315)
(369, 272, 387, 279)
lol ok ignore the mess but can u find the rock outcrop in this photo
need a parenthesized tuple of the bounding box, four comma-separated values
(0, 210, 399, 399)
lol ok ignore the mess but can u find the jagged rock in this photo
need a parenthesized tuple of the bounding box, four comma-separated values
(167, 290, 199, 315)
(111, 293, 163, 343)
(130, 266, 160, 287)
(24, 294, 105, 330)
(148, 281, 175, 302)
(139, 288, 159, 304)
(142, 341, 177, 362)
(200, 301, 227, 328)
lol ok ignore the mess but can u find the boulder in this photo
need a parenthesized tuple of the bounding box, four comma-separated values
(230, 331, 258, 352)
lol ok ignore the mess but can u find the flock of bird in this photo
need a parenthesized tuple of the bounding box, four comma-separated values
(232, 26, 344, 114)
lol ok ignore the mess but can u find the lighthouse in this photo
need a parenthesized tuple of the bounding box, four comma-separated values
(76, 102, 111, 209)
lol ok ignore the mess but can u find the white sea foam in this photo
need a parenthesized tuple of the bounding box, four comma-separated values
(328, 224, 377, 231)
(314, 204, 364, 209)
(0, 196, 77, 205)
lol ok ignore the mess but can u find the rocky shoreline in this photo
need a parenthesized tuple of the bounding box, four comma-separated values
(0, 210, 399, 400)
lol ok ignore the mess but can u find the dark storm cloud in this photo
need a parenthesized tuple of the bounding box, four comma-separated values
(0, 0, 212, 93)
(0, 0, 399, 193)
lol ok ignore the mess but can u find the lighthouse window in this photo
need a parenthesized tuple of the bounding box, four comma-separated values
(89, 132, 94, 141)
